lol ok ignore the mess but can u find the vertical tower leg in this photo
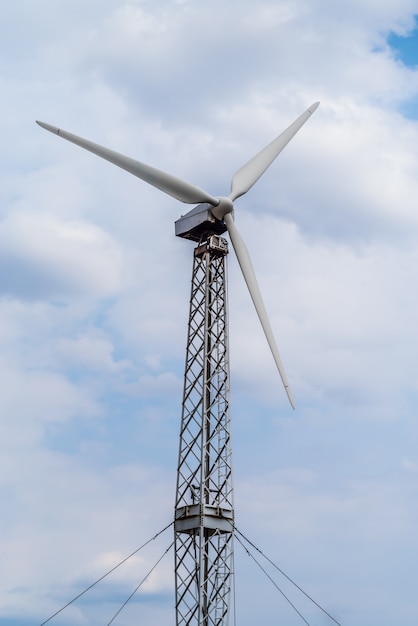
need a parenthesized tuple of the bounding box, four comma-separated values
(174, 235, 234, 626)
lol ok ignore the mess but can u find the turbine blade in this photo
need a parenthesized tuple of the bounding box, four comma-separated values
(224, 213, 295, 409)
(36, 121, 219, 206)
(229, 102, 319, 202)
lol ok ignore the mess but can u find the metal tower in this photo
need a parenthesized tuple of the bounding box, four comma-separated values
(174, 231, 233, 626)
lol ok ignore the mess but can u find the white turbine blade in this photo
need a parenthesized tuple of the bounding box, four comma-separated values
(229, 102, 319, 202)
(224, 213, 295, 409)
(36, 121, 219, 206)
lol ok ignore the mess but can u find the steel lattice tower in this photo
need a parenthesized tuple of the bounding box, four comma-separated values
(174, 233, 234, 626)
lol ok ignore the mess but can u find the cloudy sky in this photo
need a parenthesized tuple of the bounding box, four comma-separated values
(1, 0, 418, 624)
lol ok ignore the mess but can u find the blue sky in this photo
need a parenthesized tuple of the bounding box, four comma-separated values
(1, 1, 418, 625)
(387, 16, 418, 117)
(388, 16, 418, 66)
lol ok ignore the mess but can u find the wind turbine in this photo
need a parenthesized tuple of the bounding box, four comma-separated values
(37, 101, 319, 625)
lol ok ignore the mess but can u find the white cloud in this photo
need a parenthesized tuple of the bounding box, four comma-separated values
(0, 211, 126, 300)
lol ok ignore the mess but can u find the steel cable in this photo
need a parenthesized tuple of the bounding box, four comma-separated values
(234, 525, 342, 626)
(39, 520, 173, 625)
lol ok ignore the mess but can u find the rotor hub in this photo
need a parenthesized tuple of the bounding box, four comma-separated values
(211, 197, 233, 221)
